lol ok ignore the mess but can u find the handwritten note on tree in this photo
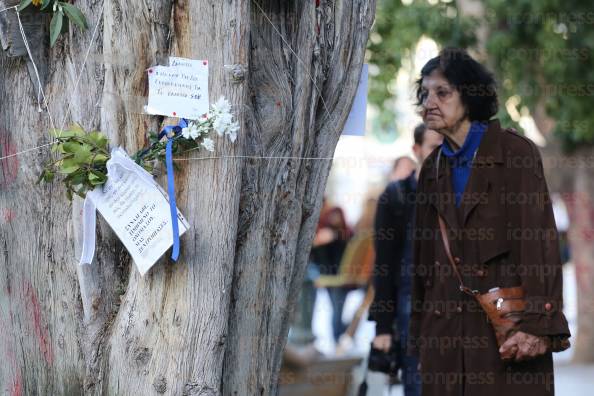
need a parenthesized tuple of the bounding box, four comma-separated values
(86, 149, 190, 275)
(145, 57, 209, 120)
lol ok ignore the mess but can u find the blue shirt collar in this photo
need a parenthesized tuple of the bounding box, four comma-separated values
(441, 121, 488, 161)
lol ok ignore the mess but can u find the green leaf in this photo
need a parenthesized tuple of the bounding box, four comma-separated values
(66, 170, 86, 186)
(17, 0, 32, 12)
(50, 10, 63, 47)
(60, 3, 87, 30)
(58, 158, 80, 174)
(61, 141, 80, 153)
(40, 0, 51, 10)
(86, 131, 108, 150)
(44, 170, 55, 183)
(73, 144, 93, 164)
(92, 153, 109, 164)
(88, 171, 107, 186)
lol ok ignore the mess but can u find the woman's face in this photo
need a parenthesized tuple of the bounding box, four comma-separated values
(419, 70, 467, 132)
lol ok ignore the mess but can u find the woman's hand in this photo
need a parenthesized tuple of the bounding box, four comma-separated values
(372, 334, 392, 352)
(499, 331, 549, 361)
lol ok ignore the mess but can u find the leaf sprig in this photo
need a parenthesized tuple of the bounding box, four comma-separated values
(18, 0, 88, 47)
(40, 97, 239, 200)
(38, 124, 109, 200)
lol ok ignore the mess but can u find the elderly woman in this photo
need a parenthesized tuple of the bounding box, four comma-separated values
(409, 48, 570, 396)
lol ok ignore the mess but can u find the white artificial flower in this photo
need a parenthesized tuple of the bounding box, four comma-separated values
(181, 127, 191, 139)
(225, 121, 240, 142)
(206, 96, 239, 141)
(196, 122, 210, 137)
(181, 123, 202, 140)
(229, 120, 240, 133)
(213, 112, 233, 137)
(210, 96, 232, 116)
(201, 137, 215, 152)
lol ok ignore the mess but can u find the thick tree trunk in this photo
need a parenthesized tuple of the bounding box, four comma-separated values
(530, 98, 594, 363)
(566, 150, 594, 363)
(0, 1, 375, 394)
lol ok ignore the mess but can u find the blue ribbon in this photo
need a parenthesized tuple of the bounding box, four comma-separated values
(158, 119, 188, 262)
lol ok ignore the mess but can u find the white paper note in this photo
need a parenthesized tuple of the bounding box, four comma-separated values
(342, 64, 368, 136)
(145, 57, 209, 120)
(85, 148, 190, 275)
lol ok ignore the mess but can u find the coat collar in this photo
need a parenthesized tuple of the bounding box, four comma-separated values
(427, 119, 504, 182)
(425, 119, 505, 232)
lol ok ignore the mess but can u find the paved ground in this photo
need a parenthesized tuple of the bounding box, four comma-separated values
(354, 363, 594, 396)
(553, 363, 594, 396)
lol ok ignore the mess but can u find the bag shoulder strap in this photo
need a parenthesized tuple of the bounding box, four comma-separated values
(437, 214, 478, 296)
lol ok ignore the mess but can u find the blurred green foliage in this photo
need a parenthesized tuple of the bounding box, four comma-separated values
(485, 0, 594, 148)
(368, 0, 594, 148)
(367, 0, 477, 141)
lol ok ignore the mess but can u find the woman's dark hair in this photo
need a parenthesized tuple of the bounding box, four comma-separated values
(415, 48, 498, 122)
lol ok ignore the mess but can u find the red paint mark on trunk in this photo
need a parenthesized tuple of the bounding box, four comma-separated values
(24, 282, 53, 365)
(2, 208, 16, 223)
(10, 373, 22, 396)
(0, 129, 19, 189)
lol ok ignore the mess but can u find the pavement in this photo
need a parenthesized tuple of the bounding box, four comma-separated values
(355, 363, 594, 396)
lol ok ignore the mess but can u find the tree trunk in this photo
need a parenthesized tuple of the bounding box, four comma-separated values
(566, 150, 594, 363)
(530, 93, 594, 364)
(0, 1, 376, 394)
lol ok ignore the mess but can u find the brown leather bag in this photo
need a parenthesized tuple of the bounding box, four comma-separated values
(436, 214, 569, 357)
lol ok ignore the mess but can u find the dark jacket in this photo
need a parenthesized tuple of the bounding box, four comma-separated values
(369, 174, 416, 334)
(409, 120, 570, 396)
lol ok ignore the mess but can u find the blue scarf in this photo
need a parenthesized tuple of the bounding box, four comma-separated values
(441, 121, 487, 207)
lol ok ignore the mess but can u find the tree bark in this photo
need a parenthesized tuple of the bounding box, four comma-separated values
(528, 88, 594, 364)
(0, 0, 376, 394)
(565, 150, 594, 363)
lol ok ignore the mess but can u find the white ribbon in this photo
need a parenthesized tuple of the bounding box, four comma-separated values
(79, 195, 97, 265)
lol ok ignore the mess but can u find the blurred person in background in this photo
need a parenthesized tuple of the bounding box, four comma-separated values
(311, 198, 353, 343)
(409, 48, 570, 396)
(330, 194, 380, 354)
(389, 156, 417, 183)
(369, 124, 442, 395)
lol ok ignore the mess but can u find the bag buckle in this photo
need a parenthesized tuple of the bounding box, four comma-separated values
(496, 297, 504, 310)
